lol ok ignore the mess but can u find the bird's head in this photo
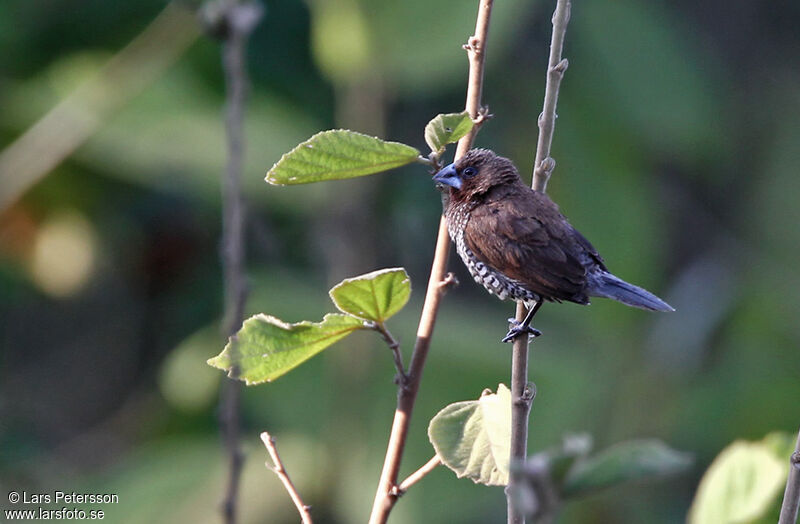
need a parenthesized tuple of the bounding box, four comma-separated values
(432, 148, 520, 201)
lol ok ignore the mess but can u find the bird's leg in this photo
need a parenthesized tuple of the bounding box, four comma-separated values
(502, 301, 543, 343)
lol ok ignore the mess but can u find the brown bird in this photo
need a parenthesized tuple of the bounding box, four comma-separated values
(432, 149, 673, 342)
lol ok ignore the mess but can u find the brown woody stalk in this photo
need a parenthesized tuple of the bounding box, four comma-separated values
(261, 432, 314, 524)
(367, 1, 495, 522)
(508, 1, 571, 523)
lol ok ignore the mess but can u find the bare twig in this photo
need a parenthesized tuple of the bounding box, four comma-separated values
(438, 272, 459, 292)
(779, 427, 800, 524)
(210, 2, 263, 523)
(260, 432, 313, 524)
(393, 455, 443, 496)
(367, 1, 494, 522)
(0, 3, 199, 213)
(508, 2, 571, 523)
(532, 0, 571, 193)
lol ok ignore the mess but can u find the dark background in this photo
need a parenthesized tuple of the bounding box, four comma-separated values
(1, 0, 799, 522)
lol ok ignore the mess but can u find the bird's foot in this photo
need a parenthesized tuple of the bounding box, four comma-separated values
(502, 318, 542, 343)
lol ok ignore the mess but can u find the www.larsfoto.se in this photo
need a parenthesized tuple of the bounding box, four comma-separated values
(4, 507, 106, 520)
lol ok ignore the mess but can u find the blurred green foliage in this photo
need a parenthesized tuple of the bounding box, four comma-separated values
(2, 0, 800, 523)
(689, 432, 796, 524)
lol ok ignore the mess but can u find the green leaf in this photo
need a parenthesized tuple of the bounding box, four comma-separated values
(563, 439, 691, 497)
(207, 313, 365, 385)
(428, 384, 512, 486)
(688, 437, 789, 524)
(265, 130, 420, 185)
(328, 267, 411, 323)
(424, 111, 474, 153)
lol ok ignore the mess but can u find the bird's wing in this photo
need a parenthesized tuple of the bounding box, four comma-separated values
(463, 188, 591, 303)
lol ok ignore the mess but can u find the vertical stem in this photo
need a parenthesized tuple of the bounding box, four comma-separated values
(507, 302, 533, 524)
(367, 1, 494, 522)
(221, 21, 248, 342)
(779, 427, 800, 524)
(215, 3, 262, 523)
(532, 0, 571, 193)
(220, 26, 247, 524)
(367, 222, 451, 524)
(508, 1, 571, 523)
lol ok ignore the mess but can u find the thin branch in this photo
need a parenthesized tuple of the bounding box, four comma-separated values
(367, 1, 494, 522)
(532, 0, 571, 193)
(219, 379, 244, 524)
(779, 427, 800, 524)
(371, 322, 408, 385)
(210, 2, 263, 523)
(260, 432, 314, 524)
(393, 456, 443, 496)
(508, 1, 571, 523)
(508, 326, 536, 524)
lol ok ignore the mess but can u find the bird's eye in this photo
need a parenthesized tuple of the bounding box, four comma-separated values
(463, 167, 477, 177)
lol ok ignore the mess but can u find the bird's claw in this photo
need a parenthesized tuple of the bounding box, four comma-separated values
(502, 319, 542, 343)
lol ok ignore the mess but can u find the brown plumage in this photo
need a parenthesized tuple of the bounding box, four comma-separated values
(432, 149, 672, 341)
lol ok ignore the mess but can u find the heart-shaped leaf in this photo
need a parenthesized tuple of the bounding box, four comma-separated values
(329, 267, 411, 323)
(207, 313, 365, 385)
(266, 130, 420, 185)
(428, 384, 512, 486)
(563, 439, 691, 497)
(424, 111, 474, 154)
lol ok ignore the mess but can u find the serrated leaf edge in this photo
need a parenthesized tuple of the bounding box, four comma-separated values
(207, 312, 365, 385)
(424, 111, 474, 153)
(328, 267, 411, 322)
(265, 129, 420, 185)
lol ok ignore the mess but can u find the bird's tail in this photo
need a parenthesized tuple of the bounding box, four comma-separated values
(591, 272, 674, 312)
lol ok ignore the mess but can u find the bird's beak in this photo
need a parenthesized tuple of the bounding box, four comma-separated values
(432, 163, 462, 190)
